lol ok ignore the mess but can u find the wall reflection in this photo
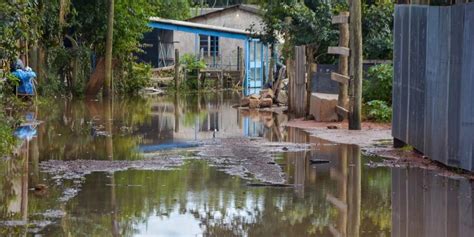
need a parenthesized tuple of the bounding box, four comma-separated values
(392, 168, 474, 237)
(285, 127, 364, 236)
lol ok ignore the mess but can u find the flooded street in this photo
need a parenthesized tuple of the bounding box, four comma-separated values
(0, 92, 473, 236)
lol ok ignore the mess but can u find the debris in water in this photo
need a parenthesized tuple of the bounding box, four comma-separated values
(309, 159, 330, 164)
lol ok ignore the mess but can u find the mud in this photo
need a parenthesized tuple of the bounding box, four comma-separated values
(39, 137, 311, 204)
(286, 119, 392, 148)
(366, 148, 474, 180)
(195, 137, 311, 184)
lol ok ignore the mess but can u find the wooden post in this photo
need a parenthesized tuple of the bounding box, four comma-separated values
(349, 0, 362, 130)
(197, 69, 201, 90)
(174, 49, 180, 90)
(294, 45, 306, 118)
(103, 0, 114, 98)
(237, 47, 244, 86)
(336, 12, 350, 121)
(268, 44, 275, 86)
(286, 59, 294, 112)
(306, 63, 317, 116)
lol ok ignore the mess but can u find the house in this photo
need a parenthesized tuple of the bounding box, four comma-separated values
(142, 4, 269, 91)
(175, 5, 264, 70)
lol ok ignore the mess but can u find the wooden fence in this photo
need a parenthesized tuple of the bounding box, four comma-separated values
(288, 46, 307, 117)
(392, 3, 474, 171)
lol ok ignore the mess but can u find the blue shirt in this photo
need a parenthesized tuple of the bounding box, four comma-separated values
(12, 69, 36, 95)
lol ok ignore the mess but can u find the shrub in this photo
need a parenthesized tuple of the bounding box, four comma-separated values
(115, 62, 151, 95)
(0, 113, 16, 156)
(180, 54, 206, 72)
(364, 100, 392, 122)
(363, 63, 393, 104)
(179, 54, 207, 91)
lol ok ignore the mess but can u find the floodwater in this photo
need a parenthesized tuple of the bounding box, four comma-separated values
(0, 91, 473, 237)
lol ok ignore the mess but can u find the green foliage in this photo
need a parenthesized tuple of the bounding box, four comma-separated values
(115, 62, 152, 94)
(0, 112, 16, 156)
(364, 100, 392, 122)
(1, 0, 192, 96)
(181, 54, 207, 71)
(257, 0, 394, 61)
(362, 1, 394, 60)
(363, 64, 393, 104)
(257, 0, 338, 62)
(0, 0, 41, 60)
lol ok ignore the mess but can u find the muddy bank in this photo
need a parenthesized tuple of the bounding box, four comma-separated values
(366, 148, 474, 180)
(195, 137, 310, 184)
(40, 156, 186, 181)
(39, 137, 311, 204)
(285, 119, 392, 148)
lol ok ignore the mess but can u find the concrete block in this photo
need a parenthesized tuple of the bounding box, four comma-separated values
(310, 93, 338, 122)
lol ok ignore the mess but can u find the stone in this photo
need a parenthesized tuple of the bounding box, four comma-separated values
(260, 89, 275, 99)
(249, 98, 260, 109)
(310, 93, 339, 122)
(240, 97, 250, 107)
(259, 98, 273, 108)
(249, 94, 261, 100)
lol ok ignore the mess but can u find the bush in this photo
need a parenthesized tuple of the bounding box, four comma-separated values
(363, 63, 393, 104)
(115, 62, 151, 94)
(180, 54, 206, 72)
(178, 54, 207, 91)
(0, 112, 16, 156)
(364, 100, 392, 122)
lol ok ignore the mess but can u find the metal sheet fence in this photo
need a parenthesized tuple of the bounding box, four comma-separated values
(393, 3, 474, 171)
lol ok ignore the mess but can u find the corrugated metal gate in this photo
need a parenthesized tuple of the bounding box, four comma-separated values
(393, 3, 474, 171)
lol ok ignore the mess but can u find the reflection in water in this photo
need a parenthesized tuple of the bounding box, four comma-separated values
(0, 92, 472, 236)
(392, 168, 474, 237)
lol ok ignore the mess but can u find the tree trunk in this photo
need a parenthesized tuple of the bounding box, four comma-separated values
(349, 0, 363, 130)
(103, 0, 115, 97)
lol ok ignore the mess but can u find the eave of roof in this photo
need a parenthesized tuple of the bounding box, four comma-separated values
(187, 4, 262, 22)
(148, 17, 255, 40)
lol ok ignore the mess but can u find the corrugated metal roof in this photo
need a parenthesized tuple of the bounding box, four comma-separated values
(149, 17, 254, 39)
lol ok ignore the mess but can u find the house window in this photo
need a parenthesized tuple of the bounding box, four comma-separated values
(199, 35, 219, 56)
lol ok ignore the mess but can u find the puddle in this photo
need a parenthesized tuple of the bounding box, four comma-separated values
(0, 91, 472, 236)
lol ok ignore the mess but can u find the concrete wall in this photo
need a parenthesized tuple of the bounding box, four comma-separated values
(174, 8, 263, 70)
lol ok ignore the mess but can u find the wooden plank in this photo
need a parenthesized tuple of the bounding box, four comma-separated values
(331, 14, 349, 24)
(327, 47, 350, 56)
(326, 193, 347, 211)
(330, 72, 349, 84)
(336, 105, 348, 117)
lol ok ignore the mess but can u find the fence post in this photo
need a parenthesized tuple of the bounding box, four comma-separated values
(294, 45, 306, 118)
(337, 12, 350, 121)
(174, 49, 180, 90)
(349, 0, 363, 130)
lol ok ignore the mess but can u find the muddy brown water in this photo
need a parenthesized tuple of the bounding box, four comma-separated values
(0, 92, 473, 236)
